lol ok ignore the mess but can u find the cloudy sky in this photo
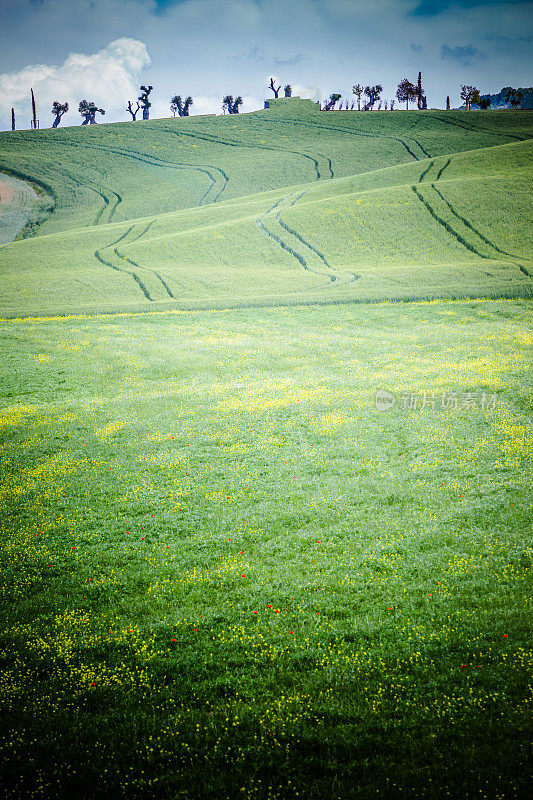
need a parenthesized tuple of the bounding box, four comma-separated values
(0, 0, 531, 129)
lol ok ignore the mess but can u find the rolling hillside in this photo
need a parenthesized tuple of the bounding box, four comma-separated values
(1, 99, 532, 800)
(1, 101, 532, 316)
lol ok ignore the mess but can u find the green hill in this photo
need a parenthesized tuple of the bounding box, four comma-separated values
(1, 100, 532, 800)
(0, 103, 532, 316)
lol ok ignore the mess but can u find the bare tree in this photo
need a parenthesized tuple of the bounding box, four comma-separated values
(232, 96, 243, 114)
(222, 95, 233, 114)
(222, 95, 243, 114)
(269, 78, 281, 98)
(390, 99, 395, 110)
(127, 100, 141, 120)
(352, 83, 363, 110)
(324, 93, 341, 110)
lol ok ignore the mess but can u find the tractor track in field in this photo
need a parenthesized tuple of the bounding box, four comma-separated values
(72, 142, 229, 206)
(413, 157, 532, 278)
(35, 136, 229, 207)
(159, 125, 332, 181)
(94, 222, 177, 301)
(252, 115, 428, 161)
(256, 191, 359, 286)
(431, 114, 530, 143)
(36, 138, 225, 298)
(43, 161, 121, 225)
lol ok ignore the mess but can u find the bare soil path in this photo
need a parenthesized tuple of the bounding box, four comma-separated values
(0, 174, 39, 245)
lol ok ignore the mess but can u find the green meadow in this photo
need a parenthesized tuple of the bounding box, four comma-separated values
(0, 100, 532, 799)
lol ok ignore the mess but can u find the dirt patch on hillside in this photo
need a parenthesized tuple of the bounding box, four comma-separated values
(0, 180, 16, 206)
(0, 174, 43, 245)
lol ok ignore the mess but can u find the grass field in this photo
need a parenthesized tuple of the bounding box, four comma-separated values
(0, 100, 532, 799)
(0, 102, 532, 316)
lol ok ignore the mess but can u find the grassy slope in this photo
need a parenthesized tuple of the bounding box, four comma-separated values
(0, 109, 532, 316)
(0, 299, 531, 799)
(0, 102, 532, 800)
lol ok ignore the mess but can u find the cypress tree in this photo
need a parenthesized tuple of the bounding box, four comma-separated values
(31, 88, 37, 129)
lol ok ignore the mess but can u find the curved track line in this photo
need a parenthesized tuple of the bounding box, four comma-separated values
(432, 114, 528, 143)
(253, 115, 425, 161)
(45, 163, 120, 226)
(412, 161, 533, 278)
(36, 136, 229, 207)
(418, 161, 435, 183)
(436, 158, 452, 181)
(256, 193, 359, 286)
(79, 142, 229, 206)
(94, 223, 179, 301)
(161, 125, 329, 181)
(429, 183, 532, 277)
(411, 185, 489, 258)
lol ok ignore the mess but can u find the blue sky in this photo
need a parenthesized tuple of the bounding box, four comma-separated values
(0, 0, 531, 128)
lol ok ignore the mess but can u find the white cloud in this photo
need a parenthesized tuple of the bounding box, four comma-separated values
(0, 0, 531, 127)
(293, 83, 322, 102)
(0, 38, 150, 126)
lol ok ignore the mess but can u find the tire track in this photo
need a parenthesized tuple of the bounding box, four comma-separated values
(253, 115, 426, 161)
(44, 162, 120, 226)
(418, 160, 435, 183)
(412, 163, 532, 278)
(95, 222, 177, 301)
(429, 183, 532, 277)
(432, 114, 529, 143)
(412, 185, 489, 258)
(161, 125, 329, 181)
(78, 141, 228, 206)
(436, 158, 452, 181)
(256, 192, 359, 285)
(410, 138, 431, 158)
(35, 136, 228, 207)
